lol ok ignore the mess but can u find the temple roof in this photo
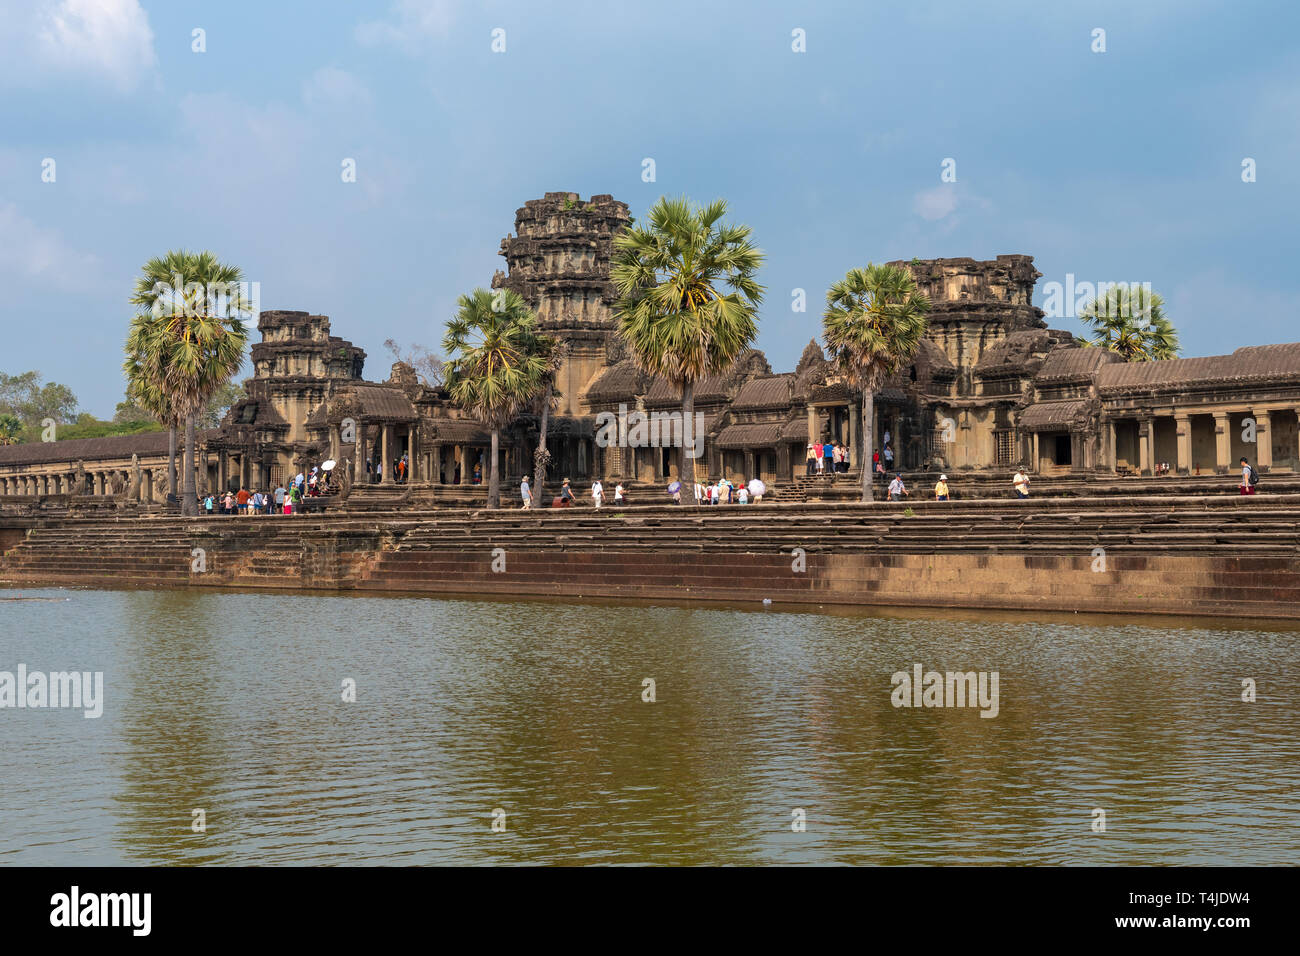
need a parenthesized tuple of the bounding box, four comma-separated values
(1034, 346, 1121, 383)
(1096, 343, 1300, 392)
(0, 430, 218, 466)
(731, 374, 794, 410)
(714, 422, 786, 448)
(583, 360, 653, 402)
(1018, 399, 1091, 431)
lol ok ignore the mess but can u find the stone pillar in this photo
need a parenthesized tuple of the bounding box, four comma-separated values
(1174, 415, 1191, 476)
(806, 404, 817, 444)
(379, 424, 391, 483)
(330, 424, 341, 462)
(1030, 433, 1039, 473)
(459, 445, 470, 484)
(849, 401, 861, 468)
(356, 425, 367, 485)
(1213, 411, 1231, 474)
(1138, 417, 1154, 476)
(408, 425, 419, 482)
(1106, 420, 1117, 473)
(217, 453, 227, 494)
(1255, 410, 1272, 470)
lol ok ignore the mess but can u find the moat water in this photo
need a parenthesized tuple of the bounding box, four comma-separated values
(1, 587, 1296, 865)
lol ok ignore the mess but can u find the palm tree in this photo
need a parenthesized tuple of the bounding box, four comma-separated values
(121, 358, 179, 499)
(442, 288, 549, 509)
(822, 263, 932, 503)
(0, 413, 21, 445)
(530, 335, 566, 508)
(1079, 285, 1179, 361)
(610, 196, 764, 499)
(125, 250, 251, 515)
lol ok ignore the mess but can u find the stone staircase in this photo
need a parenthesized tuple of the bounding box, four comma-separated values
(3, 496, 1299, 619)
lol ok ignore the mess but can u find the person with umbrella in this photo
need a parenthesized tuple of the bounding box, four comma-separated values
(747, 477, 766, 504)
(668, 479, 681, 505)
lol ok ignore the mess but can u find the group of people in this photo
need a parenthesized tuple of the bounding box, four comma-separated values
(201, 466, 332, 516)
(881, 469, 1031, 502)
(520, 475, 767, 509)
(369, 454, 410, 484)
(805, 440, 852, 475)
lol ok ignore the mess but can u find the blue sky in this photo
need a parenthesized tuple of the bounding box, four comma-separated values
(2, 0, 1297, 417)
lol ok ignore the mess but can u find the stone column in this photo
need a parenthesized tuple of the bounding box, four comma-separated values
(1030, 433, 1039, 472)
(1174, 414, 1191, 476)
(329, 424, 341, 463)
(379, 424, 391, 483)
(356, 424, 367, 485)
(806, 404, 817, 444)
(408, 425, 419, 482)
(1106, 420, 1118, 473)
(1213, 411, 1231, 474)
(1138, 417, 1154, 476)
(1255, 410, 1272, 470)
(459, 445, 470, 484)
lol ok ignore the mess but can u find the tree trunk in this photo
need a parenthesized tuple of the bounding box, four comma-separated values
(488, 428, 500, 509)
(182, 415, 197, 516)
(533, 385, 552, 507)
(167, 424, 177, 502)
(680, 379, 697, 505)
(861, 389, 874, 503)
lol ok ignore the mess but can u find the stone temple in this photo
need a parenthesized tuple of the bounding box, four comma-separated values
(3, 189, 1300, 503)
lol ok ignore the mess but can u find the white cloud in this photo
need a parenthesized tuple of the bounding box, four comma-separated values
(302, 67, 374, 113)
(913, 185, 958, 221)
(0, 0, 157, 94)
(355, 0, 456, 53)
(0, 202, 106, 290)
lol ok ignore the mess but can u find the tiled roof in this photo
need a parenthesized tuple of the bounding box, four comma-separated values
(583, 360, 652, 401)
(0, 430, 218, 466)
(349, 384, 418, 421)
(714, 422, 786, 448)
(780, 417, 811, 440)
(1096, 343, 1300, 392)
(644, 375, 729, 405)
(1035, 346, 1121, 382)
(731, 374, 793, 410)
(430, 420, 492, 443)
(1017, 400, 1090, 430)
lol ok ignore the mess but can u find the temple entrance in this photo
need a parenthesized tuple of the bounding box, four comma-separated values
(1114, 420, 1139, 473)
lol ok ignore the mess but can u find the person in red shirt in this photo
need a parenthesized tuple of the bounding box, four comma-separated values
(235, 487, 251, 515)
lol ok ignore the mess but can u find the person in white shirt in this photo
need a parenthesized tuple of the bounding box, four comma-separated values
(737, 484, 749, 504)
(520, 475, 532, 509)
(614, 482, 625, 504)
(591, 480, 604, 508)
(1013, 469, 1030, 499)
(888, 474, 908, 501)
(694, 481, 705, 505)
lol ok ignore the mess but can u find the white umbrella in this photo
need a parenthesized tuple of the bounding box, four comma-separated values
(321, 459, 337, 472)
(748, 478, 766, 497)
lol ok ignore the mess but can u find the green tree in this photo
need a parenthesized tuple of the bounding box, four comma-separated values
(125, 250, 251, 515)
(0, 371, 78, 429)
(0, 413, 21, 445)
(442, 288, 549, 509)
(610, 196, 764, 498)
(822, 263, 932, 503)
(1079, 285, 1179, 361)
(530, 335, 566, 508)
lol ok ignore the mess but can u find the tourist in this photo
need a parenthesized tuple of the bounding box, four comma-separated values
(813, 441, 824, 474)
(737, 482, 749, 505)
(615, 482, 626, 505)
(805, 444, 817, 476)
(883, 428, 892, 448)
(236, 486, 251, 515)
(747, 477, 766, 503)
(888, 473, 909, 502)
(823, 441, 835, 475)
(398, 454, 407, 483)
(694, 480, 705, 505)
(558, 478, 575, 507)
(203, 494, 215, 515)
(520, 474, 532, 509)
(274, 483, 286, 514)
(668, 481, 680, 505)
(472, 462, 482, 484)
(1013, 467, 1030, 499)
(832, 441, 843, 473)
(716, 477, 728, 505)
(1240, 457, 1258, 495)
(252, 489, 264, 515)
(591, 479, 604, 508)
(884, 444, 894, 469)
(840, 444, 851, 473)
(934, 474, 950, 501)
(222, 491, 235, 515)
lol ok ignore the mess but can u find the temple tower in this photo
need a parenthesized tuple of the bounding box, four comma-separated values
(493, 192, 632, 416)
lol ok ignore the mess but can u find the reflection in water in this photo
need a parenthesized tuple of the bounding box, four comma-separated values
(1, 587, 1296, 865)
